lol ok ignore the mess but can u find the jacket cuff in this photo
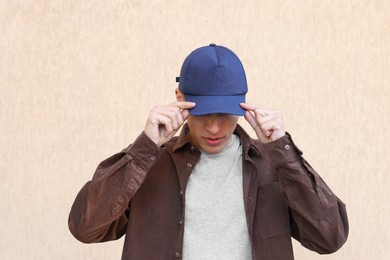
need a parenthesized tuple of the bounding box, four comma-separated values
(263, 132, 303, 165)
(123, 131, 160, 171)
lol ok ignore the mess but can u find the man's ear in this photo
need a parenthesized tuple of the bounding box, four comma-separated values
(175, 88, 185, 102)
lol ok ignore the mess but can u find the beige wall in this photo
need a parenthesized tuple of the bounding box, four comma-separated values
(1, 1, 389, 259)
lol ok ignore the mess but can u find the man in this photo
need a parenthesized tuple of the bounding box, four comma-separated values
(69, 44, 348, 259)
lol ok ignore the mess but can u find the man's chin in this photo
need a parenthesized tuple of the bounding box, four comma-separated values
(199, 143, 226, 154)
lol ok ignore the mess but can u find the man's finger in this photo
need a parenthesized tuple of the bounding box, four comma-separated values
(243, 110, 258, 130)
(175, 102, 196, 121)
(170, 101, 196, 109)
(240, 103, 272, 117)
(181, 109, 191, 121)
(240, 103, 266, 111)
(261, 117, 282, 131)
(156, 108, 183, 130)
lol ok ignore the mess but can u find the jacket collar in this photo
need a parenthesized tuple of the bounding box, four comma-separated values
(172, 124, 192, 152)
(171, 123, 263, 158)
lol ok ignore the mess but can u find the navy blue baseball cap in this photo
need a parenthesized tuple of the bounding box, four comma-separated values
(176, 43, 248, 116)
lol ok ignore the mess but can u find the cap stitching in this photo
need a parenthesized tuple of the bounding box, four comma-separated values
(180, 47, 208, 87)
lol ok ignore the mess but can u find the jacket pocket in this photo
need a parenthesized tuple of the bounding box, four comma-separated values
(255, 182, 290, 239)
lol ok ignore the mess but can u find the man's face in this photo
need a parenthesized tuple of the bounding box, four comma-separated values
(186, 114, 239, 154)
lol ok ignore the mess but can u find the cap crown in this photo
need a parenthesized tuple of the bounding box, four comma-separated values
(178, 44, 247, 97)
(177, 44, 247, 116)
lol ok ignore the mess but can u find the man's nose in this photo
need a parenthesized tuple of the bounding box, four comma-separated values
(205, 116, 222, 134)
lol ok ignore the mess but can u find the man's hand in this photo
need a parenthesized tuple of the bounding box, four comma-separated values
(240, 103, 286, 143)
(144, 101, 196, 147)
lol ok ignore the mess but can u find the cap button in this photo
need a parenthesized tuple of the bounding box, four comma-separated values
(209, 43, 216, 47)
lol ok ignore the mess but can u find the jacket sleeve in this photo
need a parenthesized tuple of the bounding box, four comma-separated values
(264, 133, 349, 254)
(68, 132, 160, 243)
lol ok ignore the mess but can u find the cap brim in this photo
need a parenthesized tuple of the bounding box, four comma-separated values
(184, 95, 246, 116)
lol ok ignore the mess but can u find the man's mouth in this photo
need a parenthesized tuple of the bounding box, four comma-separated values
(203, 137, 224, 146)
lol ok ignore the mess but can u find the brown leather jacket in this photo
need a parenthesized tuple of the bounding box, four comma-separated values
(69, 124, 348, 259)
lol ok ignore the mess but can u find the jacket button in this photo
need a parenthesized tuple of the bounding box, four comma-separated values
(150, 155, 156, 161)
(284, 145, 290, 150)
(186, 163, 192, 168)
(179, 219, 183, 225)
(175, 252, 180, 258)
